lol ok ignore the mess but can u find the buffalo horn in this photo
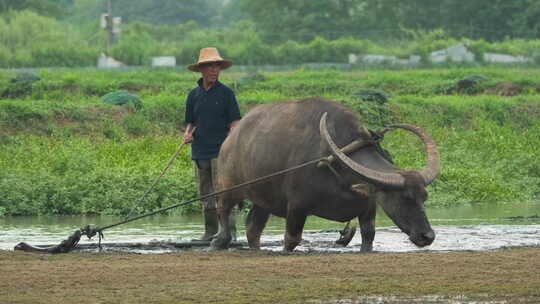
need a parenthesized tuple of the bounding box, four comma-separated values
(320, 112, 406, 188)
(379, 124, 441, 185)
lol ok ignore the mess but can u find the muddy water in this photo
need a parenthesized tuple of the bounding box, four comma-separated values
(1, 203, 539, 253)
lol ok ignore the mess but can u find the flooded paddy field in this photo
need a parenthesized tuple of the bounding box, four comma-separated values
(1, 203, 540, 303)
(1, 203, 539, 253)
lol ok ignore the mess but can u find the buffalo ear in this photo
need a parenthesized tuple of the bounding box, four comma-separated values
(350, 183, 376, 198)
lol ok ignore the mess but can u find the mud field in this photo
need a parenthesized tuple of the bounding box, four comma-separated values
(1, 247, 539, 304)
(2, 210, 540, 303)
(3, 224, 540, 254)
(2, 224, 540, 303)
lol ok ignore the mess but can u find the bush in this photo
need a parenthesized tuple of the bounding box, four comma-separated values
(349, 89, 393, 128)
(2, 68, 540, 216)
(0, 10, 97, 68)
(101, 90, 144, 110)
(1, 72, 41, 98)
(110, 30, 158, 65)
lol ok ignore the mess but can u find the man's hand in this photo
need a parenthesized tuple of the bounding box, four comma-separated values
(183, 125, 195, 144)
(183, 132, 193, 144)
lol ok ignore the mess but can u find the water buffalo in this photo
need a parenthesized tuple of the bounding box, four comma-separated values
(211, 98, 440, 252)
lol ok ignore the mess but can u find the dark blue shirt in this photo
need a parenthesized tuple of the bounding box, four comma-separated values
(185, 79, 241, 160)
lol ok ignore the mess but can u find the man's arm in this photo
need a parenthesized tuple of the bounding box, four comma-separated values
(183, 123, 195, 144)
(184, 91, 195, 144)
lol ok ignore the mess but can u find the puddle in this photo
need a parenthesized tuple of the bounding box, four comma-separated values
(259, 225, 540, 254)
(2, 224, 539, 254)
(1, 203, 540, 254)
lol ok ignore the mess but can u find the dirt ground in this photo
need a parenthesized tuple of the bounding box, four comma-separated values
(1, 247, 539, 304)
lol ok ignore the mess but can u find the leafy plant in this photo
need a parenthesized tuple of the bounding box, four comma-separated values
(2, 68, 540, 216)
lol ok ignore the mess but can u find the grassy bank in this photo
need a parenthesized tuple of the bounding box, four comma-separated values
(1, 67, 540, 216)
(1, 248, 539, 303)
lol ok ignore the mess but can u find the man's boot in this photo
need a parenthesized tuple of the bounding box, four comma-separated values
(199, 208, 218, 241)
(193, 159, 218, 242)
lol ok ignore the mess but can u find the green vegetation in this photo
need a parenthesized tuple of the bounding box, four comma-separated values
(1, 7, 540, 68)
(1, 67, 540, 216)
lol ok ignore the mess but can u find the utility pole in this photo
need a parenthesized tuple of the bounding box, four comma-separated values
(106, 0, 113, 53)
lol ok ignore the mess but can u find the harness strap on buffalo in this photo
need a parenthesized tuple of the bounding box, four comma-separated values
(14, 123, 391, 254)
(81, 156, 329, 234)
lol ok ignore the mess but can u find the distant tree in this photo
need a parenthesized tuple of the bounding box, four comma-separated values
(0, 0, 65, 17)
(436, 0, 532, 40)
(70, 0, 219, 26)
(360, 0, 538, 41)
(511, 0, 540, 39)
(216, 0, 244, 27)
(48, 0, 75, 7)
(233, 0, 366, 42)
(236, 0, 539, 42)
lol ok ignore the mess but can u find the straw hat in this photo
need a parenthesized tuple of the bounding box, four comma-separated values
(187, 47, 233, 72)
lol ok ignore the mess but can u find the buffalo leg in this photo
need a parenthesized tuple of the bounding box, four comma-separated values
(284, 207, 307, 252)
(245, 205, 270, 249)
(358, 217, 376, 252)
(210, 198, 236, 250)
(335, 221, 357, 247)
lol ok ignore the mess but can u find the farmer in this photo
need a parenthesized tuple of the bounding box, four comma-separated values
(183, 47, 241, 241)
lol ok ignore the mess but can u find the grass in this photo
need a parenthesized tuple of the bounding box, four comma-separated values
(0, 247, 539, 303)
(1, 67, 540, 216)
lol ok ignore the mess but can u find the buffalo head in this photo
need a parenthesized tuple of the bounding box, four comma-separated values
(320, 113, 440, 247)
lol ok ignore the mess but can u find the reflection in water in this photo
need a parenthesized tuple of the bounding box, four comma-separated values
(1, 203, 539, 252)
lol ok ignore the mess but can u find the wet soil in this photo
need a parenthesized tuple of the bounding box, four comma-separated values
(8, 225, 539, 255)
(1, 247, 539, 304)
(3, 212, 539, 302)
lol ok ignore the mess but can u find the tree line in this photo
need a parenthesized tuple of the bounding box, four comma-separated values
(0, 0, 539, 67)
(234, 0, 540, 42)
(4, 0, 540, 42)
(2, 0, 539, 41)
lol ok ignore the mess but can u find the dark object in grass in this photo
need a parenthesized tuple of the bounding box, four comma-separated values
(491, 82, 523, 96)
(454, 75, 489, 94)
(1, 72, 41, 98)
(353, 88, 390, 104)
(101, 90, 143, 110)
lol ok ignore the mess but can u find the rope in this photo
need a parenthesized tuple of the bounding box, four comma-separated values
(82, 132, 389, 239)
(81, 156, 326, 239)
(124, 140, 188, 219)
(19, 128, 393, 253)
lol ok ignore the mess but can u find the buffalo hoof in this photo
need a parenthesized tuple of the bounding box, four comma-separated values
(210, 236, 231, 250)
(335, 223, 357, 247)
(191, 234, 215, 242)
(360, 244, 373, 253)
(282, 247, 296, 253)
